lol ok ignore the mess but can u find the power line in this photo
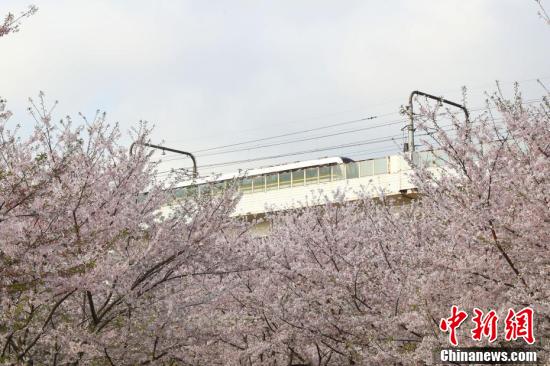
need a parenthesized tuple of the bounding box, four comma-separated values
(159, 98, 543, 161)
(190, 112, 397, 154)
(155, 134, 402, 175)
(155, 115, 509, 176)
(162, 117, 406, 161)
(153, 98, 544, 176)
(161, 76, 550, 148)
(160, 98, 543, 163)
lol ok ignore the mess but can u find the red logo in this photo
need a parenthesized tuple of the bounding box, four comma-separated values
(505, 307, 535, 344)
(440, 306, 535, 346)
(440, 305, 468, 346)
(471, 308, 498, 343)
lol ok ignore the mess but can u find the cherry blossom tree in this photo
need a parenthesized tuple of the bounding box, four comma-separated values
(400, 87, 550, 360)
(2, 88, 547, 365)
(204, 89, 549, 365)
(211, 197, 417, 365)
(2, 3, 548, 365)
(0, 94, 256, 365)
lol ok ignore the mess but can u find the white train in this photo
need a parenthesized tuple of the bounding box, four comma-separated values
(171, 151, 443, 216)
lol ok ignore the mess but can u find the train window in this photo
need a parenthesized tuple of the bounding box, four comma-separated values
(279, 171, 291, 189)
(199, 184, 211, 196)
(292, 169, 304, 186)
(319, 166, 331, 183)
(253, 175, 265, 192)
(174, 187, 187, 198)
(359, 160, 373, 177)
(225, 179, 238, 191)
(346, 162, 359, 179)
(240, 178, 253, 193)
(332, 164, 345, 181)
(373, 158, 388, 174)
(306, 167, 318, 185)
(185, 186, 199, 197)
(212, 181, 225, 195)
(265, 174, 278, 191)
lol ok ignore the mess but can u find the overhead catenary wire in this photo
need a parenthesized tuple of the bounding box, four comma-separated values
(154, 115, 509, 177)
(152, 114, 510, 177)
(161, 117, 406, 161)
(162, 76, 550, 149)
(160, 98, 544, 162)
(155, 134, 402, 175)
(162, 77, 549, 155)
(152, 97, 544, 177)
(190, 112, 397, 154)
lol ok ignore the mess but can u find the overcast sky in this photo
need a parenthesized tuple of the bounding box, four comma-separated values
(1, 0, 549, 175)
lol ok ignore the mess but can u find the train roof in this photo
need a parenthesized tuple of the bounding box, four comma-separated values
(178, 156, 353, 187)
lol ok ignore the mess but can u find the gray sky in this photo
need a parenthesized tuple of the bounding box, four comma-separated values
(1, 0, 549, 175)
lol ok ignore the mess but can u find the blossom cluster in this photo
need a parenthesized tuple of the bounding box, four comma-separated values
(0, 90, 548, 365)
